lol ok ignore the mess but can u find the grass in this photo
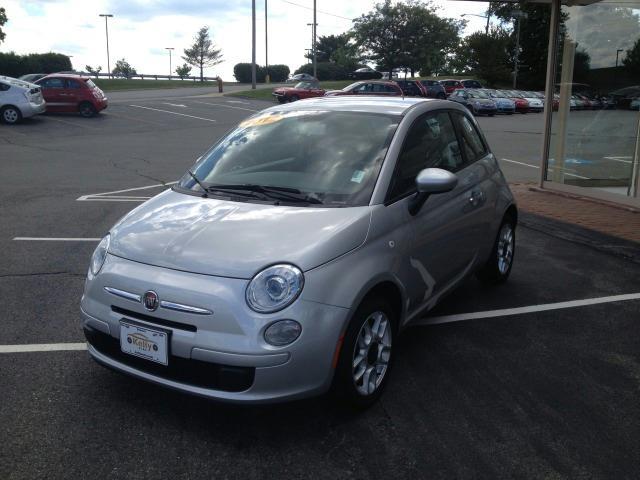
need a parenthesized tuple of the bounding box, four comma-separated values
(93, 78, 221, 91)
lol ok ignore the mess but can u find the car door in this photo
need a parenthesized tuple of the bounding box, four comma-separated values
(386, 110, 491, 317)
(63, 78, 83, 111)
(38, 77, 66, 112)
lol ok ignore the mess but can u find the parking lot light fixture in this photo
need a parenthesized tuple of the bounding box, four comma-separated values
(165, 47, 174, 79)
(99, 14, 114, 79)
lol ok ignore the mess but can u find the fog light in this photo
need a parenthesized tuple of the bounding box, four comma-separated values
(264, 320, 301, 346)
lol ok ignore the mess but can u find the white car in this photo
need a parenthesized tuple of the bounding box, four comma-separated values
(520, 91, 544, 112)
(0, 76, 46, 124)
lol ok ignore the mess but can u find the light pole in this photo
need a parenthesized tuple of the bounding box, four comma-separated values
(305, 49, 312, 64)
(99, 14, 113, 78)
(165, 47, 174, 79)
(265, 0, 269, 83)
(307, 22, 317, 75)
(512, 10, 527, 89)
(251, 0, 256, 89)
(461, 13, 490, 35)
(616, 48, 624, 67)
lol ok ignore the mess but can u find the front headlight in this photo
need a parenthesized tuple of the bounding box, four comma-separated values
(90, 234, 110, 276)
(246, 264, 304, 313)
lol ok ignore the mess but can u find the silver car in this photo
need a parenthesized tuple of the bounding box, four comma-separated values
(0, 76, 46, 124)
(81, 97, 517, 407)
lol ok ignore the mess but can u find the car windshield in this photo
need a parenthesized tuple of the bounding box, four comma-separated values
(178, 110, 400, 207)
(468, 90, 489, 99)
(294, 81, 317, 89)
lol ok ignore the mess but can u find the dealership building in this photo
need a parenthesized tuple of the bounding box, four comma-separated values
(465, 0, 640, 207)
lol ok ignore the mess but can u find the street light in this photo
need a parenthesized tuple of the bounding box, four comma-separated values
(265, 0, 269, 83)
(461, 13, 490, 35)
(511, 10, 527, 89)
(307, 22, 317, 76)
(165, 47, 174, 79)
(616, 48, 624, 68)
(99, 14, 113, 79)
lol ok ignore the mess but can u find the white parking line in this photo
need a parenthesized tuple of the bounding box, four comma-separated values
(0, 343, 86, 353)
(129, 105, 217, 122)
(604, 156, 633, 164)
(2, 293, 639, 354)
(415, 292, 640, 326)
(13, 237, 101, 241)
(192, 101, 260, 112)
(162, 103, 187, 108)
(500, 158, 590, 179)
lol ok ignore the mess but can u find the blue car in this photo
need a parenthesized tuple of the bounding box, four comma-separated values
(448, 89, 497, 116)
(482, 89, 516, 114)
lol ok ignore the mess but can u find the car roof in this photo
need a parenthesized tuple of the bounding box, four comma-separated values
(260, 96, 445, 116)
(39, 73, 90, 80)
(0, 76, 35, 89)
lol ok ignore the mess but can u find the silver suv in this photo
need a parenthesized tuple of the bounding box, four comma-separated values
(0, 76, 46, 124)
(81, 97, 517, 407)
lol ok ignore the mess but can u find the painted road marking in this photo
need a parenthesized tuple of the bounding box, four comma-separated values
(3, 293, 639, 353)
(77, 181, 177, 202)
(500, 158, 590, 179)
(604, 156, 633, 164)
(162, 103, 187, 108)
(13, 237, 101, 241)
(129, 105, 217, 122)
(0, 343, 87, 353)
(415, 292, 640, 326)
(192, 100, 260, 112)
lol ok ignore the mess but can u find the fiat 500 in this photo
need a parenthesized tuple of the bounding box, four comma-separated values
(81, 96, 517, 407)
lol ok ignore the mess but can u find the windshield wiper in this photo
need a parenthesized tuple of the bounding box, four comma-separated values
(207, 184, 324, 205)
(188, 170, 209, 197)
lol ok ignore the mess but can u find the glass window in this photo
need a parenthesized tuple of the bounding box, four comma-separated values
(388, 111, 461, 200)
(66, 79, 81, 89)
(451, 112, 487, 163)
(179, 110, 400, 207)
(0, 83, 9, 92)
(40, 78, 65, 89)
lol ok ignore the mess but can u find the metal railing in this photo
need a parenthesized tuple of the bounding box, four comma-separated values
(89, 72, 220, 81)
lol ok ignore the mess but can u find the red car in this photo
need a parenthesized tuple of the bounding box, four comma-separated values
(439, 79, 464, 97)
(324, 80, 402, 97)
(272, 81, 325, 103)
(36, 74, 108, 117)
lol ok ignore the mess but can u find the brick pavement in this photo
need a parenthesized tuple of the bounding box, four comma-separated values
(510, 183, 640, 244)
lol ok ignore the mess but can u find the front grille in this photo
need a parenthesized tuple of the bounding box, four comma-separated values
(85, 327, 255, 392)
(111, 305, 197, 332)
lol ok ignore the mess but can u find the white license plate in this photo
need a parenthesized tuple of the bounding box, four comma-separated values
(120, 322, 168, 365)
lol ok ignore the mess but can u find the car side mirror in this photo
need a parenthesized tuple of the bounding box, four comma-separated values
(409, 168, 458, 215)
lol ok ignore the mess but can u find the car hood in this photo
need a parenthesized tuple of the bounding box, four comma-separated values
(471, 99, 495, 106)
(108, 190, 372, 279)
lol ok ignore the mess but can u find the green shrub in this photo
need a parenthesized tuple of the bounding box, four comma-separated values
(293, 62, 350, 81)
(0, 51, 72, 77)
(264, 64, 289, 82)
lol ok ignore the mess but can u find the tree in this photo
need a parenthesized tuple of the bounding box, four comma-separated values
(112, 58, 136, 78)
(182, 26, 223, 82)
(0, 7, 7, 45)
(352, 0, 463, 78)
(175, 63, 192, 79)
(623, 38, 640, 76)
(85, 65, 102, 78)
(450, 27, 514, 86)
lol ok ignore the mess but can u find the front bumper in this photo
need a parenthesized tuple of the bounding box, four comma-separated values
(81, 254, 350, 403)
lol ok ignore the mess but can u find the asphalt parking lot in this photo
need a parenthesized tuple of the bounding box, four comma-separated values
(1, 91, 639, 479)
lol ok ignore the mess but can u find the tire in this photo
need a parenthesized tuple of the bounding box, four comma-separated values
(1, 105, 22, 124)
(476, 215, 516, 284)
(289, 95, 299, 103)
(79, 102, 96, 118)
(332, 296, 396, 409)
(277, 97, 286, 104)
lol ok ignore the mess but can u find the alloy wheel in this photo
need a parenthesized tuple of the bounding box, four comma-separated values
(497, 223, 515, 275)
(352, 311, 392, 396)
(3, 108, 19, 124)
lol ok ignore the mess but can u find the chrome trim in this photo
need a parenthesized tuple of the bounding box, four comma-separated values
(160, 301, 212, 315)
(104, 286, 141, 303)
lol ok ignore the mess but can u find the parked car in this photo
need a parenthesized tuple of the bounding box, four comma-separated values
(395, 79, 427, 97)
(630, 98, 640, 110)
(571, 94, 585, 110)
(461, 79, 483, 89)
(36, 74, 108, 117)
(0, 75, 46, 124)
(18, 73, 47, 83)
(324, 80, 403, 97)
(81, 96, 517, 407)
(439, 79, 464, 97)
(482, 89, 516, 114)
(418, 80, 446, 99)
(272, 81, 325, 103)
(518, 91, 544, 112)
(497, 90, 529, 114)
(287, 73, 317, 83)
(448, 88, 497, 116)
(349, 67, 383, 80)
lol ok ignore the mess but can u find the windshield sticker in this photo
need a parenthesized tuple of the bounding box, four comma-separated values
(239, 113, 284, 128)
(351, 170, 365, 184)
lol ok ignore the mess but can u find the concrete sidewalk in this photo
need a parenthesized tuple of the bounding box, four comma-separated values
(510, 183, 640, 262)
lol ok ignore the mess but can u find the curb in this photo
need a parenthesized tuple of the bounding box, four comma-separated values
(519, 211, 640, 265)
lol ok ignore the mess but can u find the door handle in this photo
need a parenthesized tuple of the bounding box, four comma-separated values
(468, 190, 485, 207)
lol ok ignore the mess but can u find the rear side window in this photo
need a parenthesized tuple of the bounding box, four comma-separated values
(66, 79, 82, 89)
(451, 112, 487, 163)
(0, 83, 9, 92)
(388, 111, 461, 201)
(40, 78, 65, 89)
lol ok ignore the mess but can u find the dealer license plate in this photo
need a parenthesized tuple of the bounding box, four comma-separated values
(120, 321, 168, 365)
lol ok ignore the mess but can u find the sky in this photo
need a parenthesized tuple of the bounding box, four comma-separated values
(0, 0, 492, 80)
